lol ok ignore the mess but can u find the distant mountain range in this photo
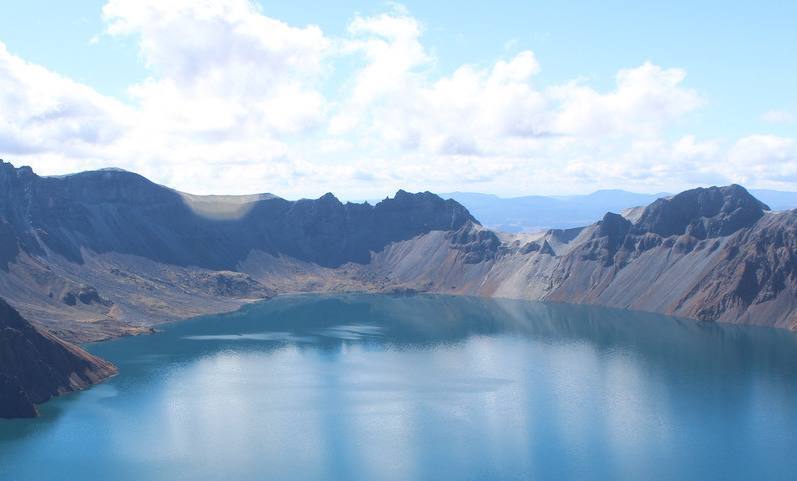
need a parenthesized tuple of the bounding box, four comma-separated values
(2, 159, 797, 416)
(443, 189, 797, 232)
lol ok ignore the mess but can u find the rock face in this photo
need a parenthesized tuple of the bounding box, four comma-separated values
(0, 297, 116, 418)
(0, 374, 38, 418)
(633, 185, 769, 238)
(539, 186, 788, 325)
(61, 285, 112, 307)
(564, 185, 769, 269)
(678, 212, 797, 325)
(447, 222, 501, 263)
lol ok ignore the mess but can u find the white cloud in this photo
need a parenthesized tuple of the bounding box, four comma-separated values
(726, 135, 797, 184)
(550, 62, 703, 138)
(0, 41, 132, 175)
(339, 48, 549, 156)
(105, 0, 330, 137)
(0, 2, 794, 198)
(672, 135, 720, 161)
(344, 9, 429, 104)
(331, 18, 702, 166)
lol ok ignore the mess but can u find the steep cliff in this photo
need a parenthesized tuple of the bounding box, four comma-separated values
(0, 298, 116, 418)
(541, 185, 795, 327)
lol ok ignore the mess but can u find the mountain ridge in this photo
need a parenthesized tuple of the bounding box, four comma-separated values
(0, 161, 476, 270)
(442, 188, 797, 232)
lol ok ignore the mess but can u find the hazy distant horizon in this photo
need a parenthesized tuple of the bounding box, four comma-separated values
(8, 158, 797, 209)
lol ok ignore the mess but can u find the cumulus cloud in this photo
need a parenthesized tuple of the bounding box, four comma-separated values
(726, 135, 797, 184)
(550, 62, 703, 138)
(334, 17, 702, 158)
(0, 42, 130, 164)
(0, 2, 794, 197)
(334, 47, 549, 156)
(104, 0, 329, 136)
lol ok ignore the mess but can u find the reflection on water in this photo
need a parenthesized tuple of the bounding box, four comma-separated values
(1, 294, 797, 481)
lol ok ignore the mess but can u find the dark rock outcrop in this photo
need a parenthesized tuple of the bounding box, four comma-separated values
(0, 298, 116, 418)
(562, 186, 769, 268)
(182, 271, 274, 298)
(447, 222, 501, 263)
(580, 213, 633, 266)
(681, 211, 797, 323)
(520, 240, 555, 256)
(633, 185, 769, 239)
(0, 374, 38, 418)
(542, 185, 797, 327)
(61, 285, 113, 307)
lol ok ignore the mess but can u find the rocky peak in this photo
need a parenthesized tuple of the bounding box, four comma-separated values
(520, 239, 556, 256)
(633, 185, 769, 239)
(54, 168, 175, 205)
(597, 212, 632, 239)
(447, 221, 501, 263)
(0, 161, 35, 199)
(375, 191, 478, 229)
(0, 160, 33, 179)
(317, 192, 341, 204)
(0, 159, 15, 176)
(585, 212, 633, 264)
(393, 189, 412, 200)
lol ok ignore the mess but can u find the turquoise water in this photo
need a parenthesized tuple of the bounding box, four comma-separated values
(2, 294, 797, 481)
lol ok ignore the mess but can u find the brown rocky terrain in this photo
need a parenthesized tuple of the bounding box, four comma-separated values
(0, 298, 116, 418)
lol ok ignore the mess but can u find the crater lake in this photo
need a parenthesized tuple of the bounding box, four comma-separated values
(2, 294, 796, 481)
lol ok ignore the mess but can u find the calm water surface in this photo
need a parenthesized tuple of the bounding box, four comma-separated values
(2, 294, 797, 481)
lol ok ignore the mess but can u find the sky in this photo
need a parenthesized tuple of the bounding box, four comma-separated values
(0, 0, 795, 199)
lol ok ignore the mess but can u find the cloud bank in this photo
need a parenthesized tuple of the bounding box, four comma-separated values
(0, 0, 794, 197)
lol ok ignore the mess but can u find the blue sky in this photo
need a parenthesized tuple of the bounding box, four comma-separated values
(0, 0, 795, 198)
